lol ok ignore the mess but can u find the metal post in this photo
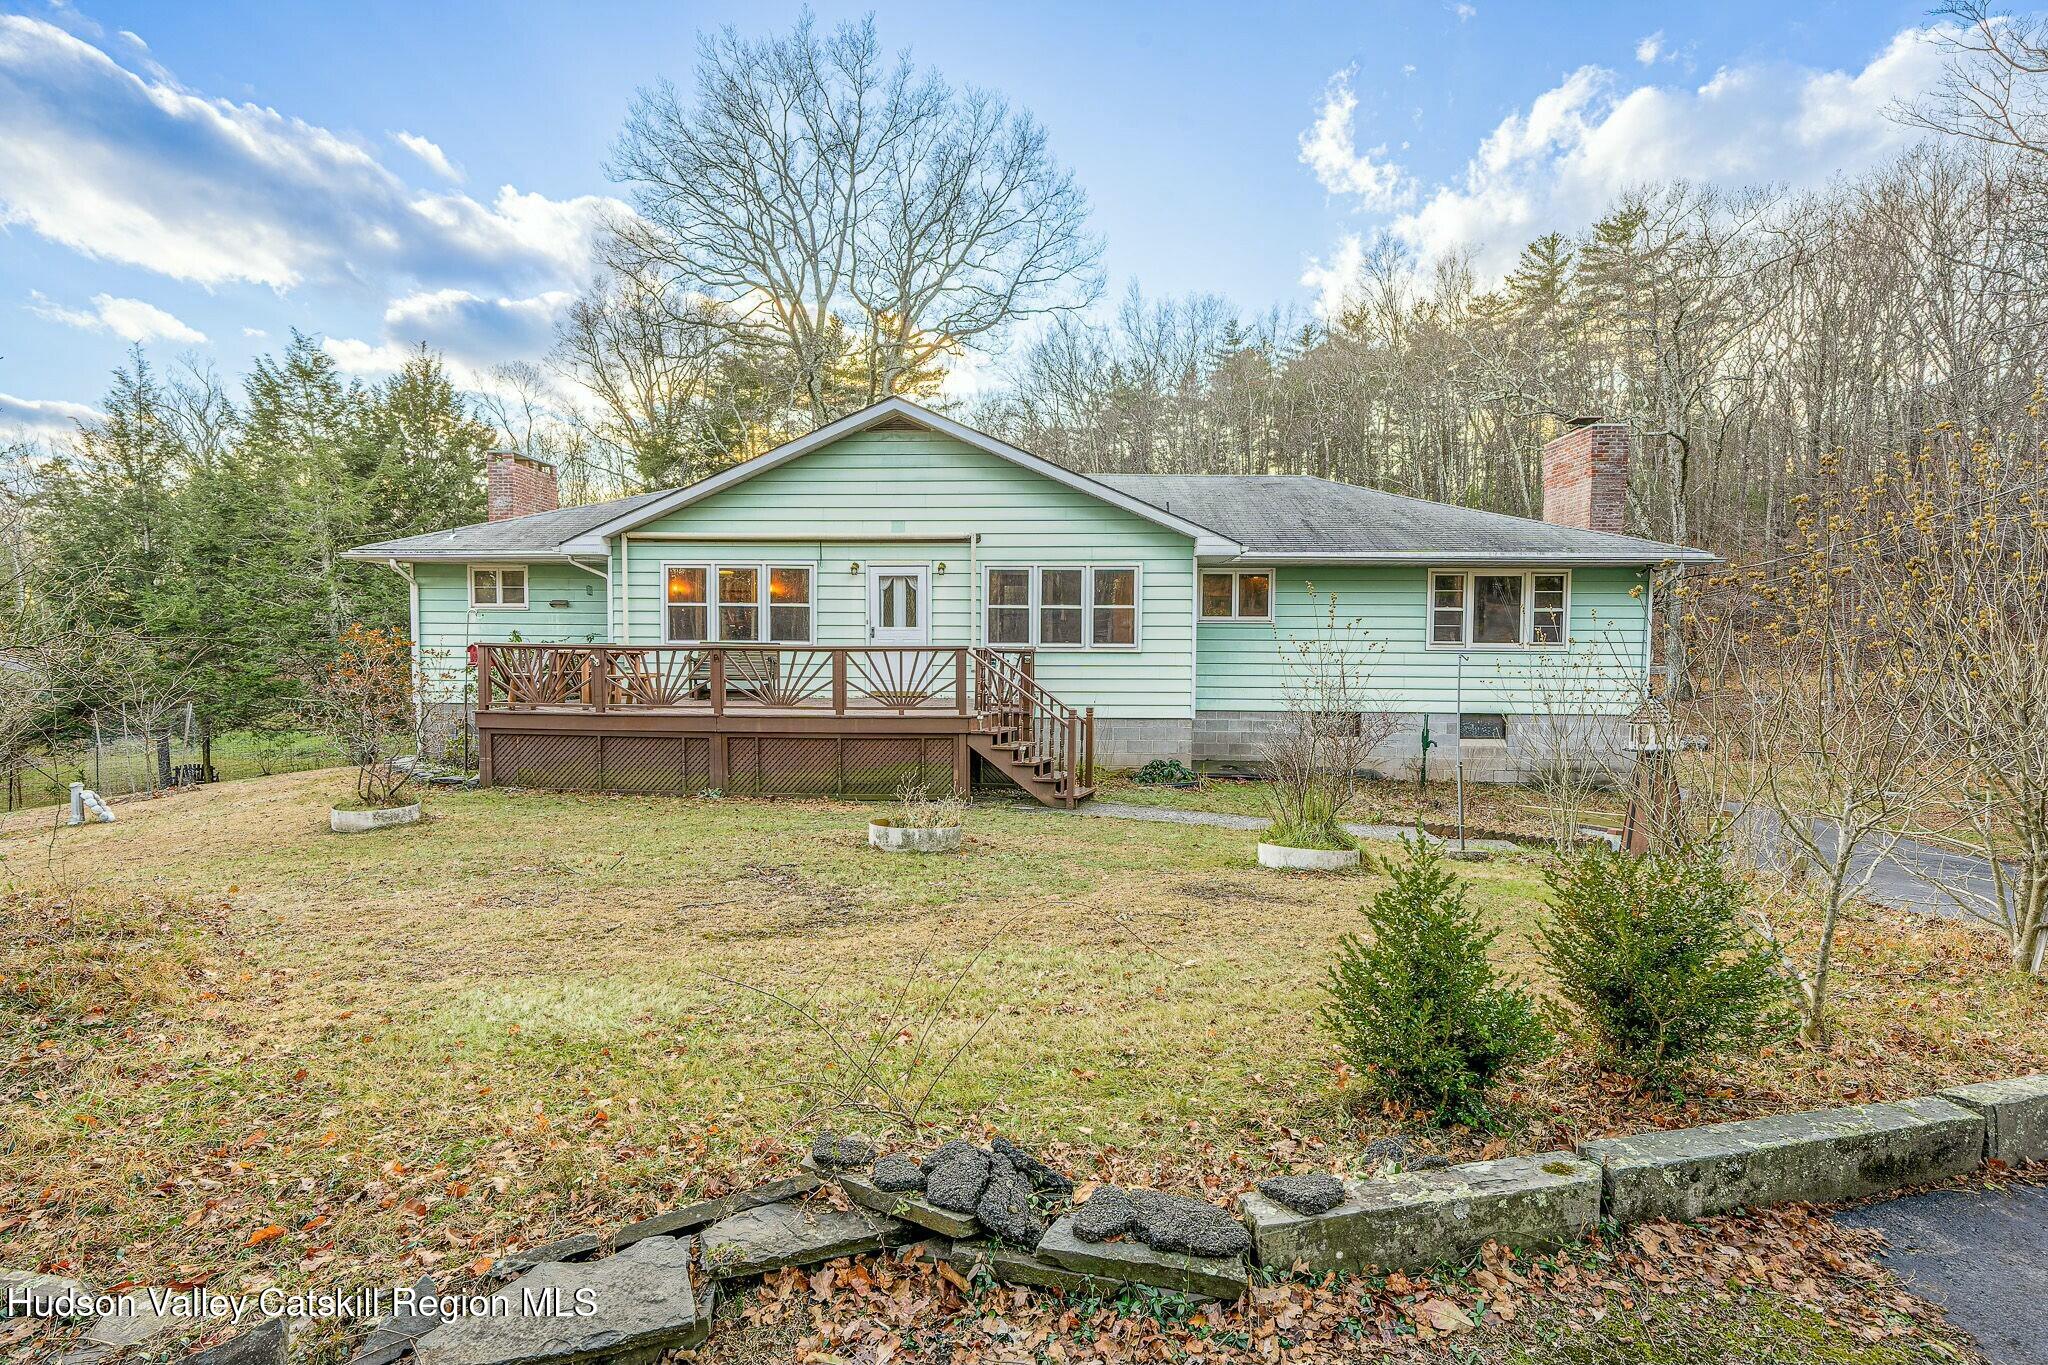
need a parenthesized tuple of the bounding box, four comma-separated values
(1455, 653, 1467, 852)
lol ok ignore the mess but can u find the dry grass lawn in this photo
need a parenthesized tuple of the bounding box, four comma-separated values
(2, 768, 2042, 1327)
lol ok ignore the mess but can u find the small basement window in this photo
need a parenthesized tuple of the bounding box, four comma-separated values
(1460, 713, 1508, 743)
(470, 565, 527, 608)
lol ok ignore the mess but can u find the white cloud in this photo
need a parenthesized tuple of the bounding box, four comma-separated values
(28, 290, 206, 344)
(0, 391, 99, 441)
(1300, 24, 1957, 311)
(1454, 4, 1476, 21)
(393, 130, 462, 183)
(1299, 69, 1413, 211)
(324, 287, 575, 384)
(242, 325, 268, 338)
(1635, 31, 1664, 65)
(0, 15, 624, 291)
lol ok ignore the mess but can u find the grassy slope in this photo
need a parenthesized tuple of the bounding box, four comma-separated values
(2, 768, 2042, 1310)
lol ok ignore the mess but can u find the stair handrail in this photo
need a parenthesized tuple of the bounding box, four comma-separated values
(970, 647, 1092, 802)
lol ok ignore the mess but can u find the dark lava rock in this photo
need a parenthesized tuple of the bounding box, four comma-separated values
(992, 1137, 1075, 1200)
(923, 1149, 993, 1214)
(976, 1167, 1047, 1246)
(871, 1153, 926, 1193)
(1071, 1185, 1138, 1243)
(920, 1140, 982, 1173)
(1362, 1136, 1414, 1165)
(1257, 1173, 1346, 1215)
(812, 1132, 876, 1172)
(1129, 1188, 1254, 1258)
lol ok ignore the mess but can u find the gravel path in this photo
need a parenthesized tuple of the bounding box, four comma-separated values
(1063, 801, 1522, 852)
(1836, 1183, 2048, 1365)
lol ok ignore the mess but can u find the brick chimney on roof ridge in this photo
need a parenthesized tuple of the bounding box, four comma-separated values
(486, 448, 558, 521)
(1540, 418, 1629, 535)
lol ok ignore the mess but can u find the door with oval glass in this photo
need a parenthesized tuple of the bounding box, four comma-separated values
(866, 565, 930, 645)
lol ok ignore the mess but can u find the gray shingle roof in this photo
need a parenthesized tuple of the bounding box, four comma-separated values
(342, 489, 672, 559)
(344, 468, 1710, 565)
(1096, 474, 1713, 563)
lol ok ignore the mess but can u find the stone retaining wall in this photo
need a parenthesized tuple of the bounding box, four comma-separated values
(18, 1076, 2045, 1362)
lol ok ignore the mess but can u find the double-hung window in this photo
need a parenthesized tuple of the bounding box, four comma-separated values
(470, 565, 528, 608)
(664, 562, 813, 643)
(1427, 570, 1569, 649)
(1199, 569, 1272, 621)
(983, 566, 1141, 649)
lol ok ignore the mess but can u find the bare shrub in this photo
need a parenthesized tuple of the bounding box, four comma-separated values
(1262, 593, 1400, 849)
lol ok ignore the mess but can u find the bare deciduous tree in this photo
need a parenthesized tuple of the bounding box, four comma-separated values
(606, 11, 1101, 426)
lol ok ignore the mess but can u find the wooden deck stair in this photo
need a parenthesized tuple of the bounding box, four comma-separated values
(967, 654, 1096, 809)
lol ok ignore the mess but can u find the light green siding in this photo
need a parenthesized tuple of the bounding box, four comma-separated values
(1195, 565, 1649, 714)
(612, 428, 1198, 720)
(413, 561, 608, 702)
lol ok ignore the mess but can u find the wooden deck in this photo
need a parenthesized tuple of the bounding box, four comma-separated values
(473, 644, 1095, 806)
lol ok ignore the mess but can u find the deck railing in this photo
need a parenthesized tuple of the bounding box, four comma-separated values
(971, 647, 1093, 799)
(477, 643, 1017, 717)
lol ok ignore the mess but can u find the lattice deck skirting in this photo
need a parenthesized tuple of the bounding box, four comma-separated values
(481, 717, 971, 800)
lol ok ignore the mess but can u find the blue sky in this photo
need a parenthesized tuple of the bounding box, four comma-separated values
(0, 0, 1956, 439)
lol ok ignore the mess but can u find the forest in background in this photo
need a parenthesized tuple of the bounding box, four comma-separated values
(5, 4, 2048, 779)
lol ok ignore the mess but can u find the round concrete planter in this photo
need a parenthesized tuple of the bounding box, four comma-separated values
(868, 822, 962, 854)
(1257, 841, 1360, 872)
(330, 802, 422, 834)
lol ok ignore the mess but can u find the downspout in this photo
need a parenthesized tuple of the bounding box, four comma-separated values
(384, 558, 422, 721)
(567, 556, 610, 642)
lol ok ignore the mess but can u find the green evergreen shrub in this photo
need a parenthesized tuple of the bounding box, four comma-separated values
(1541, 843, 1785, 1086)
(1320, 837, 1549, 1125)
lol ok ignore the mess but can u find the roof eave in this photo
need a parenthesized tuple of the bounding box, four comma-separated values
(1204, 549, 1720, 566)
(338, 548, 591, 563)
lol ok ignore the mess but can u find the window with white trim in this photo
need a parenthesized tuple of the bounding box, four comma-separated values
(1427, 570, 1570, 649)
(986, 568, 1031, 645)
(767, 565, 812, 643)
(663, 562, 813, 643)
(983, 566, 1140, 649)
(470, 565, 527, 608)
(1092, 567, 1137, 645)
(1039, 568, 1083, 646)
(1199, 568, 1272, 620)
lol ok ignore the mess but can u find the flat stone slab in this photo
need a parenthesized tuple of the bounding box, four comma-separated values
(0, 1268, 89, 1317)
(185, 1317, 289, 1365)
(803, 1157, 979, 1238)
(700, 1199, 906, 1279)
(414, 1235, 708, 1365)
(1239, 1152, 1600, 1277)
(346, 1276, 446, 1365)
(1941, 1075, 2048, 1166)
(611, 1174, 821, 1250)
(1580, 1096, 1985, 1226)
(935, 1240, 1130, 1298)
(1036, 1214, 1247, 1301)
(493, 1231, 604, 1277)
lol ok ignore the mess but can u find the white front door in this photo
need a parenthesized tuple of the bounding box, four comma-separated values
(867, 565, 930, 645)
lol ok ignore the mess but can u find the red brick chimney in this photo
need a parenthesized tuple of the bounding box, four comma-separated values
(485, 448, 558, 521)
(1540, 418, 1629, 534)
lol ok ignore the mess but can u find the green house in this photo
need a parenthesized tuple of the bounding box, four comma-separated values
(345, 397, 1710, 804)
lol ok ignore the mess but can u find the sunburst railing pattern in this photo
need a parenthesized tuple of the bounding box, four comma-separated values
(476, 644, 992, 717)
